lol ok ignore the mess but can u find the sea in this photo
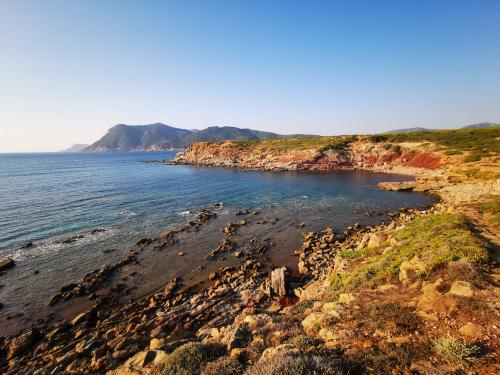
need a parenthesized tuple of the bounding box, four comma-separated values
(0, 151, 434, 332)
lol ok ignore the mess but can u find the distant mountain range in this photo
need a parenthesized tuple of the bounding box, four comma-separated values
(83, 123, 309, 152)
(386, 122, 499, 133)
(60, 143, 89, 152)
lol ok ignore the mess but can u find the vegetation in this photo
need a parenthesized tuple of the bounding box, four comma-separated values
(201, 357, 244, 375)
(433, 336, 479, 365)
(330, 213, 488, 292)
(233, 135, 358, 153)
(155, 342, 224, 375)
(479, 196, 500, 224)
(244, 352, 348, 375)
(376, 127, 500, 162)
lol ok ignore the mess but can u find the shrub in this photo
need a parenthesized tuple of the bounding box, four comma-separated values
(330, 213, 488, 292)
(201, 357, 244, 375)
(158, 342, 224, 375)
(244, 352, 348, 375)
(433, 336, 479, 364)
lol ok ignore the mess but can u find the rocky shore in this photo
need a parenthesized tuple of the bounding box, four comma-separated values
(1, 130, 498, 374)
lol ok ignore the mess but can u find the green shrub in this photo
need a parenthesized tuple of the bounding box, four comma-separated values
(433, 336, 479, 364)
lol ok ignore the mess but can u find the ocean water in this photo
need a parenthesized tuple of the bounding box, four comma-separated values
(0, 152, 434, 330)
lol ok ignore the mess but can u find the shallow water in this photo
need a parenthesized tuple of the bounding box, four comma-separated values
(0, 152, 434, 331)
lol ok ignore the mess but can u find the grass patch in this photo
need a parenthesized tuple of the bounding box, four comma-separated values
(479, 196, 500, 224)
(330, 213, 488, 292)
(433, 336, 479, 365)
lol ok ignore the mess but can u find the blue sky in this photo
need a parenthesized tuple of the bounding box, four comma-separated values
(1, 0, 499, 151)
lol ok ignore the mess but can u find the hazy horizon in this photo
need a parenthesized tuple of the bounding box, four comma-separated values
(1, 0, 500, 152)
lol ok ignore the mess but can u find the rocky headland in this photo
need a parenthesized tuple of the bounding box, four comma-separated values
(1, 127, 499, 374)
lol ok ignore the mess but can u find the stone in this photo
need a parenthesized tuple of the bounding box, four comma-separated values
(298, 260, 308, 274)
(338, 293, 355, 305)
(7, 328, 37, 360)
(226, 325, 251, 351)
(243, 314, 273, 331)
(378, 284, 398, 292)
(124, 350, 169, 368)
(270, 267, 287, 296)
(177, 251, 184, 256)
(71, 311, 88, 326)
(301, 312, 337, 336)
(399, 256, 427, 283)
(0, 257, 15, 271)
(149, 338, 167, 350)
(321, 302, 341, 318)
(260, 344, 300, 361)
(447, 281, 474, 297)
(459, 323, 482, 337)
(367, 233, 382, 248)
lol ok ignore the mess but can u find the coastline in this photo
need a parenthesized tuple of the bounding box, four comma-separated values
(1, 133, 498, 374)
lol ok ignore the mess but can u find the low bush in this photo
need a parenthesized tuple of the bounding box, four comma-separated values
(244, 351, 349, 375)
(201, 357, 244, 375)
(433, 336, 479, 365)
(157, 342, 224, 375)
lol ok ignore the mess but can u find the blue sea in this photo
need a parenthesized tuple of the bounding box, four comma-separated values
(0, 152, 433, 331)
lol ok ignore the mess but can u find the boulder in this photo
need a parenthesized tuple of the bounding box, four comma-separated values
(260, 344, 300, 361)
(447, 280, 474, 297)
(338, 293, 355, 305)
(243, 314, 273, 331)
(301, 312, 337, 336)
(270, 267, 287, 296)
(124, 350, 170, 368)
(459, 323, 482, 337)
(0, 257, 15, 271)
(7, 328, 38, 360)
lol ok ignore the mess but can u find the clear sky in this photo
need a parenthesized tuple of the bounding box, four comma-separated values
(1, 0, 499, 152)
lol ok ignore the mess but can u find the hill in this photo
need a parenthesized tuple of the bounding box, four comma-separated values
(461, 122, 499, 129)
(83, 123, 302, 151)
(60, 143, 89, 152)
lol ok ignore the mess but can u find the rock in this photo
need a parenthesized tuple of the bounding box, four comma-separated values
(260, 344, 300, 361)
(301, 312, 337, 336)
(0, 257, 15, 271)
(177, 251, 184, 256)
(7, 328, 38, 360)
(270, 267, 287, 296)
(367, 233, 382, 248)
(149, 338, 167, 350)
(447, 280, 474, 297)
(243, 314, 273, 331)
(338, 293, 355, 305)
(378, 284, 398, 292)
(226, 325, 251, 351)
(298, 260, 308, 274)
(91, 229, 106, 235)
(321, 302, 341, 318)
(124, 350, 169, 368)
(399, 256, 427, 283)
(378, 181, 417, 191)
(459, 323, 482, 337)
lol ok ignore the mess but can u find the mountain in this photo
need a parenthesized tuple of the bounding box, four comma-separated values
(84, 123, 307, 152)
(461, 122, 500, 129)
(385, 127, 431, 133)
(60, 143, 89, 152)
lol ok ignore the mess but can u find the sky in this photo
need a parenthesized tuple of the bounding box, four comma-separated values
(0, 0, 499, 152)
